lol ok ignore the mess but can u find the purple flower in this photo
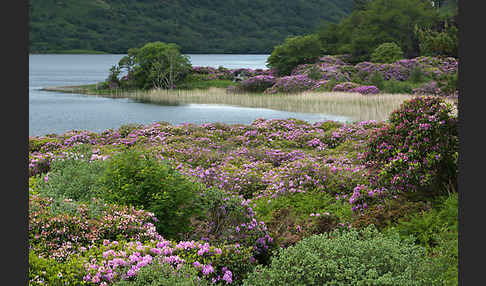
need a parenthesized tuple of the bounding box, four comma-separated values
(201, 264, 214, 275)
(223, 270, 233, 284)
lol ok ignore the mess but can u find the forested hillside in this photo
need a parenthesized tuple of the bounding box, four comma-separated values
(29, 0, 353, 54)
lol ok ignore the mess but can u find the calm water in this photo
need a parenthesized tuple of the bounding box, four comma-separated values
(29, 54, 349, 137)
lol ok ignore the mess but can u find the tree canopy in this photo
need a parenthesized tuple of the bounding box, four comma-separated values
(317, 0, 441, 63)
(29, 0, 353, 54)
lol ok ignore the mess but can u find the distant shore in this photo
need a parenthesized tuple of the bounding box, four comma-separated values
(30, 49, 108, 55)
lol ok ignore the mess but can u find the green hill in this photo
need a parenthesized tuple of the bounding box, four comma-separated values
(29, 0, 353, 54)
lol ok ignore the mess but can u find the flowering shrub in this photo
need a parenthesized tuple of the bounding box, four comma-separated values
(29, 194, 161, 262)
(351, 85, 380, 95)
(413, 81, 442, 95)
(187, 187, 275, 264)
(112, 262, 208, 286)
(81, 238, 254, 285)
(264, 74, 315, 94)
(331, 81, 360, 92)
(291, 56, 354, 83)
(238, 75, 276, 93)
(242, 225, 445, 285)
(363, 96, 458, 201)
(191, 66, 271, 82)
(317, 55, 346, 66)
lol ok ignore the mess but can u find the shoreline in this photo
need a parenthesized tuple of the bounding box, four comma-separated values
(41, 83, 459, 104)
(40, 84, 458, 122)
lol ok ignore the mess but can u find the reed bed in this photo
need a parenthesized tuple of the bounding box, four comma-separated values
(130, 87, 420, 122)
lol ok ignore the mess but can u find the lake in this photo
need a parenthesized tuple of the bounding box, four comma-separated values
(29, 54, 349, 137)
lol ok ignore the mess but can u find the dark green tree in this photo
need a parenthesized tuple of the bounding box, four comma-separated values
(115, 42, 192, 90)
(415, 19, 458, 58)
(266, 34, 322, 76)
(352, 0, 371, 11)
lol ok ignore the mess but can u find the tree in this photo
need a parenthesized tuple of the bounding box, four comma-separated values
(370, 42, 404, 63)
(149, 47, 191, 89)
(266, 34, 322, 76)
(113, 42, 192, 90)
(415, 19, 458, 58)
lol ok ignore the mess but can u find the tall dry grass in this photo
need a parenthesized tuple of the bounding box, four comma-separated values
(129, 87, 421, 122)
(58, 86, 456, 122)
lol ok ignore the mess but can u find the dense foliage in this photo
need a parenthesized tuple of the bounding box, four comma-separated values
(29, 0, 353, 54)
(266, 34, 322, 76)
(363, 96, 458, 201)
(105, 42, 192, 90)
(99, 149, 204, 239)
(318, 0, 440, 63)
(112, 262, 209, 286)
(370, 42, 404, 64)
(29, 95, 458, 285)
(231, 55, 457, 96)
(249, 0, 458, 70)
(415, 18, 458, 58)
(242, 225, 446, 285)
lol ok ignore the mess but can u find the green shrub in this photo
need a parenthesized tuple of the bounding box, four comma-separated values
(307, 65, 324, 81)
(390, 192, 458, 249)
(415, 21, 458, 58)
(437, 71, 458, 96)
(352, 195, 430, 230)
(382, 79, 414, 94)
(386, 193, 458, 285)
(431, 228, 458, 286)
(254, 192, 352, 225)
(99, 149, 204, 239)
(35, 145, 107, 202)
(112, 262, 209, 286)
(242, 225, 445, 285)
(29, 175, 42, 196)
(370, 42, 404, 64)
(409, 66, 429, 83)
(368, 71, 385, 90)
(190, 188, 253, 241)
(29, 250, 87, 286)
(253, 192, 352, 248)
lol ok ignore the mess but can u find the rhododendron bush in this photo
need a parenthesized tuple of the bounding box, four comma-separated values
(363, 96, 458, 201)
